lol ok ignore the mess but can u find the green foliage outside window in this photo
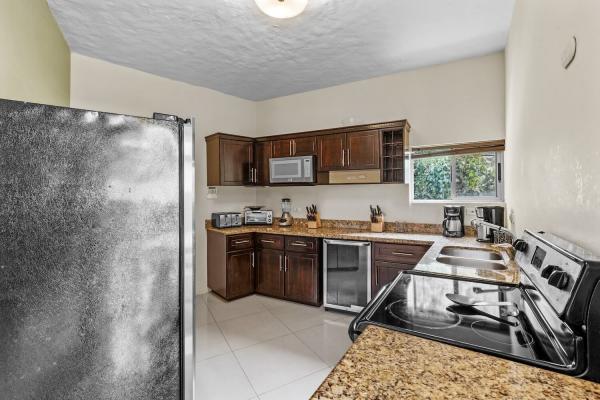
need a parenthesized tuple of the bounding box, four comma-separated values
(413, 156, 451, 200)
(455, 153, 497, 197)
(413, 152, 499, 200)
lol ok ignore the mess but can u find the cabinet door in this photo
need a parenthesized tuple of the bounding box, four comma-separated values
(284, 252, 319, 305)
(317, 133, 345, 172)
(254, 141, 272, 185)
(272, 139, 293, 158)
(226, 250, 254, 299)
(292, 136, 316, 156)
(346, 130, 380, 170)
(220, 139, 253, 185)
(372, 261, 413, 295)
(255, 249, 284, 297)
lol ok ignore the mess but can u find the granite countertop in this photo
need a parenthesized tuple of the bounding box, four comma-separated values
(206, 222, 519, 285)
(312, 325, 600, 400)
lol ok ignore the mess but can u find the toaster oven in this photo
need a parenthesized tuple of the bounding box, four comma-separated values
(244, 210, 273, 225)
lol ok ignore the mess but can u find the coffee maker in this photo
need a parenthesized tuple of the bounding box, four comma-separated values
(474, 206, 504, 242)
(443, 205, 465, 238)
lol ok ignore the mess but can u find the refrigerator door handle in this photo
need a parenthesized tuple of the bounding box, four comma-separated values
(324, 239, 370, 246)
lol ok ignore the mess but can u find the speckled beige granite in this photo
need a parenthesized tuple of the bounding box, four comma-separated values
(206, 220, 519, 285)
(312, 325, 600, 400)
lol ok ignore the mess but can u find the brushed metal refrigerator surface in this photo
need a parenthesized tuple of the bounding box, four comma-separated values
(0, 99, 187, 399)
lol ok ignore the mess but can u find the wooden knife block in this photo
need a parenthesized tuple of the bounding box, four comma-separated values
(307, 213, 322, 229)
(371, 216, 384, 232)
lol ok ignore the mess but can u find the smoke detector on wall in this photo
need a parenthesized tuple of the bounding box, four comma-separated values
(255, 0, 308, 19)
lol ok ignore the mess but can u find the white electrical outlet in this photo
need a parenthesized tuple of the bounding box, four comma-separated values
(207, 186, 218, 199)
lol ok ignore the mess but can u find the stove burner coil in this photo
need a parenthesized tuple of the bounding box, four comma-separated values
(386, 299, 462, 330)
(471, 320, 534, 346)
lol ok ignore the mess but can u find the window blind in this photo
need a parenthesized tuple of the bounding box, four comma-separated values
(411, 139, 505, 159)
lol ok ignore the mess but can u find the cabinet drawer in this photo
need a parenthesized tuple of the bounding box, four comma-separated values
(373, 243, 429, 264)
(285, 236, 318, 253)
(256, 234, 284, 250)
(227, 234, 254, 251)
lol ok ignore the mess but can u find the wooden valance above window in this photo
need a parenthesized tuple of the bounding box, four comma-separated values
(411, 139, 505, 159)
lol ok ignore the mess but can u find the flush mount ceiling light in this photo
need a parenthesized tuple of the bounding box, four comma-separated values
(255, 0, 308, 19)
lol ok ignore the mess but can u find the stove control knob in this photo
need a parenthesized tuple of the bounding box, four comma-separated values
(541, 265, 560, 279)
(548, 270, 569, 289)
(513, 239, 528, 252)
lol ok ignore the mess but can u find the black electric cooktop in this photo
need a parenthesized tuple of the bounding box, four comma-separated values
(355, 273, 574, 367)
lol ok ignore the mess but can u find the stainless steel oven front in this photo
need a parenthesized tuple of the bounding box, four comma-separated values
(323, 239, 371, 313)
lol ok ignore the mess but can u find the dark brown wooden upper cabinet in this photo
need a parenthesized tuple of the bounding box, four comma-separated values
(272, 139, 293, 158)
(272, 136, 316, 158)
(206, 133, 254, 186)
(346, 130, 380, 170)
(292, 136, 316, 156)
(317, 133, 346, 171)
(317, 130, 380, 172)
(254, 141, 272, 186)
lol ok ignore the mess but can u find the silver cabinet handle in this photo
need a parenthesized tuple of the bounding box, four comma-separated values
(293, 140, 296, 155)
(392, 251, 414, 256)
(284, 255, 288, 272)
(279, 254, 283, 272)
(291, 241, 307, 247)
(234, 240, 250, 245)
(346, 149, 350, 165)
(341, 148, 345, 167)
(251, 252, 255, 268)
(261, 239, 275, 244)
(289, 141, 292, 156)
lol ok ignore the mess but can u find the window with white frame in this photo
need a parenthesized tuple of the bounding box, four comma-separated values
(411, 140, 504, 202)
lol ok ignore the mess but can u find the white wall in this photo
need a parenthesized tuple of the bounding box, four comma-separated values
(505, 0, 600, 254)
(255, 53, 506, 223)
(0, 0, 70, 106)
(70, 53, 257, 294)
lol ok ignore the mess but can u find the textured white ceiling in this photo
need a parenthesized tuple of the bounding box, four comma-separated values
(48, 0, 515, 101)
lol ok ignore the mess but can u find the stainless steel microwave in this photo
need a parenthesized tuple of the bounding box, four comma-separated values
(269, 156, 315, 184)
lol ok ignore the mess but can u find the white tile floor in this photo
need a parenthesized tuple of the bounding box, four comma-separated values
(195, 293, 354, 400)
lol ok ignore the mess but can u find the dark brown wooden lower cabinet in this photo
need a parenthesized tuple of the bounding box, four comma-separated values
(372, 261, 414, 295)
(255, 249, 284, 297)
(284, 252, 320, 305)
(226, 250, 255, 299)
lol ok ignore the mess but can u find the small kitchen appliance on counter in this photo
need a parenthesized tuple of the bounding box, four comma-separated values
(350, 230, 600, 382)
(243, 206, 273, 225)
(278, 198, 294, 227)
(442, 205, 465, 238)
(473, 206, 505, 242)
(211, 212, 243, 228)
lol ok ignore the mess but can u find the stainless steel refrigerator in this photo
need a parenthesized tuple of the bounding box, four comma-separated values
(0, 99, 195, 400)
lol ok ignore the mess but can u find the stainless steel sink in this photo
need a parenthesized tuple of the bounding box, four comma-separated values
(435, 256, 507, 270)
(439, 246, 503, 261)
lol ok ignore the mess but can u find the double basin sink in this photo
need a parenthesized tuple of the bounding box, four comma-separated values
(436, 246, 507, 270)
